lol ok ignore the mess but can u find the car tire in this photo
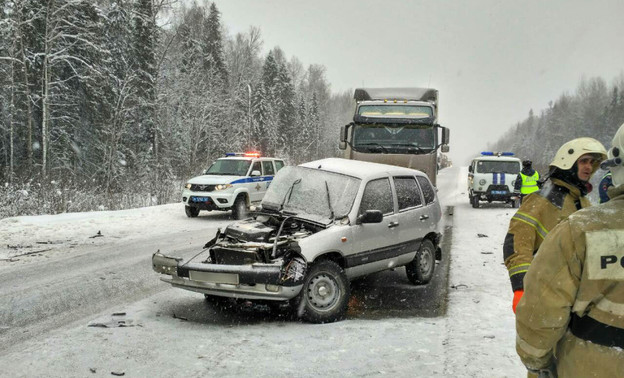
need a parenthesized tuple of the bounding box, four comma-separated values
(470, 195, 479, 208)
(406, 239, 436, 285)
(232, 196, 248, 220)
(185, 205, 200, 217)
(292, 260, 350, 324)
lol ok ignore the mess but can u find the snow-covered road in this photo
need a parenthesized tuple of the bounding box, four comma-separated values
(0, 167, 526, 377)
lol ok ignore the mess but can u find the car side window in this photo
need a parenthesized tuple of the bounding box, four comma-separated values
(250, 161, 262, 175)
(359, 178, 394, 215)
(416, 176, 436, 204)
(262, 161, 275, 175)
(393, 176, 422, 210)
(274, 160, 285, 172)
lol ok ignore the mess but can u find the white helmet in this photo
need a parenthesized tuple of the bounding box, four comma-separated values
(550, 137, 607, 175)
(604, 123, 624, 186)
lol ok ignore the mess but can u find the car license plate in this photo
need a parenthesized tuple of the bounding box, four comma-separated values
(191, 196, 211, 203)
(492, 190, 507, 195)
(189, 271, 239, 284)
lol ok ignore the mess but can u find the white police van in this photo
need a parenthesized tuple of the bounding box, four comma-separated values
(182, 152, 286, 219)
(467, 152, 522, 208)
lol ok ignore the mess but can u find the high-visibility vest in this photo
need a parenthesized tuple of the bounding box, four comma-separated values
(519, 171, 540, 195)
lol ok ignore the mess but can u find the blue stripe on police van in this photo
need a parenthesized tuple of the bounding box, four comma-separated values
(230, 176, 274, 184)
(492, 173, 498, 185)
(501, 173, 505, 185)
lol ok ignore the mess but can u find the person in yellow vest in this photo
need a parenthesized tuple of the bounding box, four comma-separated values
(515, 123, 624, 377)
(514, 160, 540, 204)
(503, 137, 607, 313)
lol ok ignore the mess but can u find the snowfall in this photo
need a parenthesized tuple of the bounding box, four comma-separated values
(0, 167, 535, 377)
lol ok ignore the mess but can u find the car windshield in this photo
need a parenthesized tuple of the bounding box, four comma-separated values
(353, 124, 435, 151)
(476, 161, 520, 174)
(205, 159, 251, 176)
(262, 166, 361, 220)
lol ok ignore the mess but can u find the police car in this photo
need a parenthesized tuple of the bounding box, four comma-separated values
(182, 152, 286, 219)
(467, 152, 522, 208)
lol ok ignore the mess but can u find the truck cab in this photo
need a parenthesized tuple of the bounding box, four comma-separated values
(339, 88, 449, 186)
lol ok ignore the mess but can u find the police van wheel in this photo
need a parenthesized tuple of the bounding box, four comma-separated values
(470, 195, 479, 208)
(232, 196, 248, 220)
(406, 239, 436, 285)
(185, 205, 200, 218)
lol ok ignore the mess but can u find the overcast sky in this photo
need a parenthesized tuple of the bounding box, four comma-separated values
(205, 0, 624, 165)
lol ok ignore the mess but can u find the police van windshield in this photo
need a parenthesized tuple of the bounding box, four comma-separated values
(205, 159, 251, 176)
(476, 161, 520, 174)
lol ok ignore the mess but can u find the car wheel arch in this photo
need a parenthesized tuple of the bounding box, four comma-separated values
(310, 251, 347, 270)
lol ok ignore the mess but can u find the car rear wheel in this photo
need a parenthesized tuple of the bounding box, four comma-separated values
(406, 239, 436, 285)
(292, 260, 350, 324)
(185, 205, 200, 217)
(231, 196, 248, 220)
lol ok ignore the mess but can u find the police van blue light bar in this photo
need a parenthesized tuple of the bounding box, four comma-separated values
(225, 152, 261, 158)
(481, 151, 515, 156)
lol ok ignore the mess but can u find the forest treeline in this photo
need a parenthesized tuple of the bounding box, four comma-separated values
(488, 75, 624, 176)
(0, 0, 354, 217)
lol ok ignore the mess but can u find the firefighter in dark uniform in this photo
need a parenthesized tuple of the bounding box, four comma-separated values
(503, 138, 607, 313)
(516, 123, 624, 377)
(515, 159, 540, 204)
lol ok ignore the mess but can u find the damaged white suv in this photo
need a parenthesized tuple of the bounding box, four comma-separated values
(153, 158, 442, 323)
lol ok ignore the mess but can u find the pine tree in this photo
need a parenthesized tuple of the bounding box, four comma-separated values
(203, 2, 228, 86)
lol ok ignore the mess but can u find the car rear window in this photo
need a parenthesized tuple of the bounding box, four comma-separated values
(359, 178, 394, 215)
(416, 176, 436, 204)
(393, 176, 423, 210)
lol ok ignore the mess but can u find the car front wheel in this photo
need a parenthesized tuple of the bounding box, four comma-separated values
(185, 205, 200, 217)
(292, 260, 350, 324)
(406, 239, 436, 285)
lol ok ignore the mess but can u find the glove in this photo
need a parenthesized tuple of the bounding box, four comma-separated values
(512, 289, 524, 313)
(528, 358, 557, 378)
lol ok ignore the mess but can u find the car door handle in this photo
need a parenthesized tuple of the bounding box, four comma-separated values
(419, 215, 429, 221)
(387, 221, 399, 228)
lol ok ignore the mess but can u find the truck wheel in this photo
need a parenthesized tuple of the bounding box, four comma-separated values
(471, 195, 479, 208)
(185, 205, 200, 217)
(231, 196, 248, 220)
(292, 260, 350, 324)
(406, 239, 436, 285)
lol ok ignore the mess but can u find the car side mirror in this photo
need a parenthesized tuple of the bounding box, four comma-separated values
(440, 144, 449, 153)
(357, 210, 383, 224)
(468, 166, 473, 173)
(251, 170, 261, 176)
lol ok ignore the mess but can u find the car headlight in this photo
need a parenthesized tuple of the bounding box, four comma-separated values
(215, 184, 233, 191)
(479, 179, 486, 185)
(185, 183, 192, 189)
